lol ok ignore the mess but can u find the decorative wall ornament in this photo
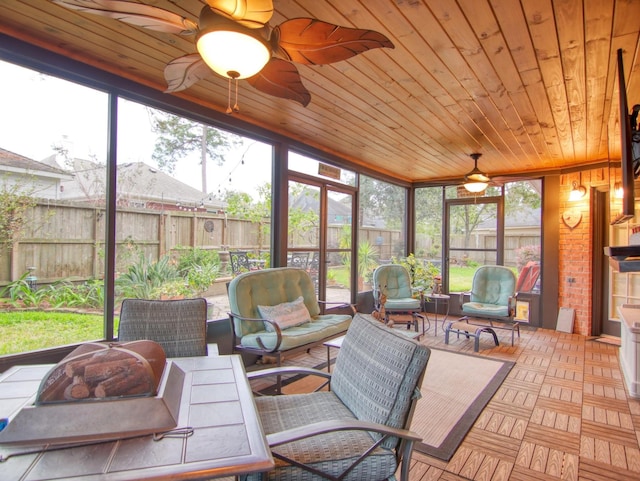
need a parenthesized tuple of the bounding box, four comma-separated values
(562, 208, 582, 229)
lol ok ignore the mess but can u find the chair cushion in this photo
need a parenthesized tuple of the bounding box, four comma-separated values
(331, 314, 430, 450)
(246, 392, 398, 481)
(462, 301, 510, 318)
(373, 264, 414, 300)
(240, 314, 351, 351)
(228, 267, 321, 338)
(470, 266, 516, 306)
(258, 296, 311, 332)
(384, 297, 421, 311)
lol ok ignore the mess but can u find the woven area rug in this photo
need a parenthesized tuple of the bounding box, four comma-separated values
(412, 348, 514, 461)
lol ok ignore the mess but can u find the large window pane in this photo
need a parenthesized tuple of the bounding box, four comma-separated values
(358, 175, 407, 293)
(0, 60, 108, 355)
(504, 180, 542, 294)
(116, 100, 272, 321)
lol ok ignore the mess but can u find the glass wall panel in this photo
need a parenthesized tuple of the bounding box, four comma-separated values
(116, 99, 272, 321)
(414, 187, 444, 292)
(0, 60, 108, 354)
(288, 153, 354, 303)
(358, 175, 407, 293)
(504, 180, 542, 294)
(447, 201, 498, 293)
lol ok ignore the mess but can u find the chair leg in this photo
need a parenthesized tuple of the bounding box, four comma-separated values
(489, 329, 499, 346)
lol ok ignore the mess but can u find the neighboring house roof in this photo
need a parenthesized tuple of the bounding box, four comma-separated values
(289, 188, 352, 223)
(475, 205, 541, 230)
(59, 159, 225, 211)
(0, 148, 73, 180)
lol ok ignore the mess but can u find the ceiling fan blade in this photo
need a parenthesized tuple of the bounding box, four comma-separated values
(164, 54, 213, 93)
(272, 18, 394, 65)
(204, 0, 273, 28)
(53, 0, 198, 35)
(247, 58, 311, 107)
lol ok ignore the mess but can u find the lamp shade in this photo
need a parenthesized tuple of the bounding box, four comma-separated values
(463, 153, 489, 192)
(464, 181, 489, 193)
(196, 8, 271, 80)
(568, 181, 586, 201)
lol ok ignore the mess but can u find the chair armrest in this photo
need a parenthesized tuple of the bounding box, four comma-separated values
(266, 418, 422, 447)
(247, 366, 331, 382)
(318, 300, 357, 315)
(227, 311, 283, 352)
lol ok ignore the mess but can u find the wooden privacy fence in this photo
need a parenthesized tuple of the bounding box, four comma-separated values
(0, 201, 265, 285)
(0, 201, 540, 285)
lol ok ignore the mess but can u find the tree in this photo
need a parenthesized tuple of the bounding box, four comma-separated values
(287, 184, 319, 246)
(224, 183, 272, 250)
(359, 176, 406, 229)
(0, 180, 36, 258)
(149, 110, 242, 193)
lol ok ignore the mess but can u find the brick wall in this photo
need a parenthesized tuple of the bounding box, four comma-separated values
(558, 168, 611, 335)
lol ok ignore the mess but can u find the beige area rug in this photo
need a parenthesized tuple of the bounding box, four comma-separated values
(412, 348, 514, 461)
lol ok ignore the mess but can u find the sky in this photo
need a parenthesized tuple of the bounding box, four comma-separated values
(0, 60, 272, 198)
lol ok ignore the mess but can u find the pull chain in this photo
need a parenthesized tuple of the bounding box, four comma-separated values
(233, 77, 240, 113)
(226, 74, 240, 114)
(226, 77, 232, 114)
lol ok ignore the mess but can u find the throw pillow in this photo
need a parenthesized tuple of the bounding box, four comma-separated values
(257, 296, 311, 332)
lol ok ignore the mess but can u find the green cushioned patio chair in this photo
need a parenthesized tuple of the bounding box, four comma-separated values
(227, 267, 353, 367)
(373, 264, 423, 331)
(461, 265, 521, 345)
(118, 297, 210, 357)
(243, 313, 430, 481)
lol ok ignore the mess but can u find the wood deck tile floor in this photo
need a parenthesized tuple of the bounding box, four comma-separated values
(238, 318, 640, 481)
(406, 320, 640, 481)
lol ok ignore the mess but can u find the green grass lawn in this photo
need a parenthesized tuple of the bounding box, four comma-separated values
(0, 311, 116, 355)
(448, 266, 477, 292)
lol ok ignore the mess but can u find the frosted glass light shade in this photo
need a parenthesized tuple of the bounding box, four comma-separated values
(197, 30, 270, 79)
(568, 182, 586, 201)
(464, 181, 488, 193)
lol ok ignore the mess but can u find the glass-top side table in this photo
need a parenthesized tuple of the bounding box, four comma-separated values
(424, 293, 450, 335)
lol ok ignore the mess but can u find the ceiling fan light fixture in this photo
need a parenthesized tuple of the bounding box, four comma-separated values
(464, 153, 489, 192)
(463, 181, 489, 193)
(196, 9, 270, 79)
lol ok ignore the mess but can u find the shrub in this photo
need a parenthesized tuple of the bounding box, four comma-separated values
(391, 253, 440, 291)
(116, 253, 181, 299)
(515, 244, 541, 271)
(174, 247, 221, 293)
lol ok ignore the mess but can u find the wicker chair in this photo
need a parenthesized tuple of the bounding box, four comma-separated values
(118, 298, 209, 357)
(242, 314, 430, 481)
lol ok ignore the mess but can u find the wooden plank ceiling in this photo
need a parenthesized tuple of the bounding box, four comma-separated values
(0, 0, 638, 185)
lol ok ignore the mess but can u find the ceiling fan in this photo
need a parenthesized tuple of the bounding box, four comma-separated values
(431, 153, 531, 193)
(53, 0, 395, 110)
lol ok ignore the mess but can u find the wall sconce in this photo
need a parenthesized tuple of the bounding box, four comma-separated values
(568, 172, 586, 201)
(614, 182, 624, 199)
